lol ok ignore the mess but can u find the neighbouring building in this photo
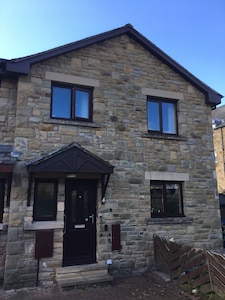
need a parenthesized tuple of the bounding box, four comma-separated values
(0, 24, 223, 290)
(212, 105, 225, 246)
(212, 105, 225, 194)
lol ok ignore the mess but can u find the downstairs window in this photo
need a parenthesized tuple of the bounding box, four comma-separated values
(33, 179, 58, 221)
(150, 181, 184, 218)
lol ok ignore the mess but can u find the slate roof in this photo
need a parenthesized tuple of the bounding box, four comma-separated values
(0, 24, 223, 105)
(212, 105, 225, 128)
(212, 105, 225, 120)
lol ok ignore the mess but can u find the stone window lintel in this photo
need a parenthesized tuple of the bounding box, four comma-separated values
(45, 71, 100, 87)
(142, 87, 184, 100)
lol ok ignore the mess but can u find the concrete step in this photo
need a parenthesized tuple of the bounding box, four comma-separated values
(58, 273, 113, 288)
(56, 263, 113, 289)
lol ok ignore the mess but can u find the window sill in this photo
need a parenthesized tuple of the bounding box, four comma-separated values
(146, 216, 193, 224)
(43, 117, 101, 128)
(142, 133, 187, 141)
(0, 223, 8, 231)
(24, 221, 64, 231)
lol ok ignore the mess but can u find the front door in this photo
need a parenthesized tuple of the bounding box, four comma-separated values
(63, 179, 97, 266)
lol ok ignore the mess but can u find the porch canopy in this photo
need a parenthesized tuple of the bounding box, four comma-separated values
(26, 142, 114, 204)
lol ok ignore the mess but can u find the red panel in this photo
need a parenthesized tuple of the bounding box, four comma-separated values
(35, 230, 54, 258)
(112, 224, 121, 251)
(0, 164, 14, 172)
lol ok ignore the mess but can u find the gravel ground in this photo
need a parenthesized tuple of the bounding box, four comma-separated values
(0, 271, 201, 300)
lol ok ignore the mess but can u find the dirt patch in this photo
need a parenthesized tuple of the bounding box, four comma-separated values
(1, 271, 201, 300)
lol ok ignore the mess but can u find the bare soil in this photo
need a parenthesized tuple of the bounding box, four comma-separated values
(1, 271, 201, 300)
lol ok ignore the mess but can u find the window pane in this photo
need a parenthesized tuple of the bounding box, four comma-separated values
(162, 102, 176, 134)
(52, 87, 71, 118)
(71, 190, 77, 223)
(83, 190, 89, 219)
(151, 182, 183, 218)
(166, 184, 182, 215)
(75, 90, 89, 119)
(34, 182, 56, 220)
(151, 184, 164, 215)
(147, 101, 160, 131)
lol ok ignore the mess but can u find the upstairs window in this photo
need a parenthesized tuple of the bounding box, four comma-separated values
(0, 179, 5, 223)
(33, 179, 58, 221)
(51, 84, 93, 122)
(150, 181, 184, 218)
(147, 98, 178, 134)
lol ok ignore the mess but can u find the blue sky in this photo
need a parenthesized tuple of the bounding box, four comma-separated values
(1, 0, 225, 104)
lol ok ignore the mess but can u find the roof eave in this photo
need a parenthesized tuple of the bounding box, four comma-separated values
(6, 61, 30, 75)
(4, 25, 132, 75)
(1, 24, 222, 105)
(206, 91, 222, 106)
(125, 28, 223, 105)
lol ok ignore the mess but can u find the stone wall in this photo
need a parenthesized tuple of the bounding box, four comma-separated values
(0, 79, 17, 284)
(2, 33, 222, 288)
(0, 80, 17, 144)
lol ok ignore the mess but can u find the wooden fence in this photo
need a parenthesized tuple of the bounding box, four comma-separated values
(154, 235, 225, 298)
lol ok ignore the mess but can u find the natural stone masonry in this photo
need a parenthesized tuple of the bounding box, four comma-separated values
(0, 28, 222, 289)
(213, 126, 225, 193)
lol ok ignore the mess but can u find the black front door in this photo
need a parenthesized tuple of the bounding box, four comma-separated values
(63, 179, 97, 266)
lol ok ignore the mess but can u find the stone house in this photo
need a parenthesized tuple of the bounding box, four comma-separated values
(212, 105, 225, 195)
(212, 105, 225, 244)
(0, 24, 223, 290)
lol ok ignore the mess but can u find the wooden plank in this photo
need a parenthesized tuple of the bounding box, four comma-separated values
(208, 262, 225, 287)
(154, 236, 225, 299)
(209, 251, 225, 265)
(154, 236, 171, 275)
(208, 254, 225, 279)
(180, 253, 205, 274)
(179, 248, 202, 269)
(155, 240, 169, 253)
(155, 245, 167, 258)
(179, 263, 208, 286)
(170, 260, 182, 273)
(207, 251, 225, 262)
(170, 242, 182, 255)
(194, 272, 210, 287)
(179, 271, 199, 285)
(170, 244, 188, 256)
(156, 246, 170, 258)
(211, 272, 225, 293)
(156, 249, 169, 264)
(170, 247, 184, 264)
(207, 253, 225, 277)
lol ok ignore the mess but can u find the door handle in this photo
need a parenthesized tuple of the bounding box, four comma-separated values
(89, 214, 94, 224)
(63, 214, 67, 235)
